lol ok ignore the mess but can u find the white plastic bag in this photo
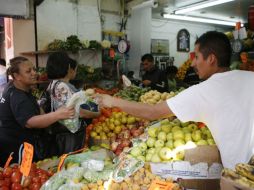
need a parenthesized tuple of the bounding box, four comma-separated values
(60, 91, 89, 133)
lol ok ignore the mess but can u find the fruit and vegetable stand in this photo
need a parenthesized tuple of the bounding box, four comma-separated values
(2, 86, 254, 190)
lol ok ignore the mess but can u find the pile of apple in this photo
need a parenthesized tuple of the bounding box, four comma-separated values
(129, 118, 216, 162)
(140, 88, 184, 105)
(89, 111, 149, 155)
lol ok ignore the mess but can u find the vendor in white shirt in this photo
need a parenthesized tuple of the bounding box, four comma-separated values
(95, 31, 254, 169)
(0, 59, 7, 96)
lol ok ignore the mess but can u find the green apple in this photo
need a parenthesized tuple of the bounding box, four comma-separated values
(173, 130, 185, 140)
(173, 150, 185, 160)
(147, 148, 156, 154)
(166, 133, 173, 141)
(181, 121, 190, 128)
(207, 138, 215, 145)
(204, 130, 213, 139)
(148, 127, 158, 138)
(151, 154, 161, 162)
(185, 133, 192, 142)
(161, 119, 170, 125)
(192, 130, 202, 142)
(155, 139, 165, 148)
(171, 126, 181, 133)
(182, 127, 191, 134)
(173, 139, 185, 148)
(137, 155, 146, 162)
(146, 137, 156, 148)
(159, 147, 172, 161)
(158, 131, 167, 141)
(155, 147, 162, 154)
(196, 139, 208, 146)
(172, 118, 181, 126)
(161, 124, 172, 133)
(139, 142, 148, 152)
(187, 123, 198, 132)
(145, 153, 153, 162)
(130, 147, 142, 157)
(165, 140, 174, 149)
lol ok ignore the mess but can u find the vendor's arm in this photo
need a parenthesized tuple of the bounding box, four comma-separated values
(26, 106, 75, 128)
(79, 108, 100, 118)
(96, 94, 174, 120)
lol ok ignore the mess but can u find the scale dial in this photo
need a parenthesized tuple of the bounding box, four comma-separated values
(117, 39, 128, 54)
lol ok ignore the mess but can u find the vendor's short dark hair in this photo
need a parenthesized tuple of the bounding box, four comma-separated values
(195, 31, 231, 67)
(141, 54, 154, 63)
(46, 52, 75, 79)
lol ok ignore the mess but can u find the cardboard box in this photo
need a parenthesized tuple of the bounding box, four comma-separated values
(150, 145, 223, 190)
(220, 176, 253, 190)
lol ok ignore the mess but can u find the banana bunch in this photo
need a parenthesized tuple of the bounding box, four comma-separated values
(176, 59, 192, 80)
(222, 163, 254, 188)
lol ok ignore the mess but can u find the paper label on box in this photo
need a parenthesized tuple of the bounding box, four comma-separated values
(150, 161, 222, 180)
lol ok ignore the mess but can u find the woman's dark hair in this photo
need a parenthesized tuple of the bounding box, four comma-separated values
(7, 56, 29, 79)
(195, 31, 231, 67)
(46, 52, 77, 79)
(141, 53, 154, 63)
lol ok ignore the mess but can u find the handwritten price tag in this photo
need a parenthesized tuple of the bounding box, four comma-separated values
(57, 154, 68, 172)
(4, 152, 13, 168)
(149, 180, 174, 190)
(20, 142, 34, 177)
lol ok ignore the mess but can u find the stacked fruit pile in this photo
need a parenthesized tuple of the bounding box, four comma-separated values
(176, 59, 192, 80)
(114, 85, 150, 101)
(139, 88, 185, 105)
(129, 118, 215, 162)
(0, 163, 53, 190)
(222, 163, 254, 188)
(82, 164, 182, 190)
(89, 110, 149, 155)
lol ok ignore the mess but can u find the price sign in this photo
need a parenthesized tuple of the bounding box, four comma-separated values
(4, 152, 13, 168)
(149, 180, 174, 190)
(20, 142, 34, 177)
(57, 154, 68, 172)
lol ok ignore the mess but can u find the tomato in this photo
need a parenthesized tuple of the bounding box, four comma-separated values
(11, 182, 22, 190)
(11, 171, 22, 183)
(92, 118, 99, 124)
(0, 180, 7, 187)
(0, 186, 9, 190)
(4, 178, 11, 187)
(3, 167, 12, 178)
(30, 163, 37, 172)
(32, 177, 40, 184)
(40, 178, 48, 185)
(30, 182, 41, 190)
(0, 173, 3, 180)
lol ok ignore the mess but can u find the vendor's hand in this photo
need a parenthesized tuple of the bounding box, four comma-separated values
(55, 106, 75, 120)
(93, 93, 113, 108)
(142, 80, 151, 86)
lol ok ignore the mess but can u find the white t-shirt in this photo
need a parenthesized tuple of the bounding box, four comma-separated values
(167, 70, 254, 169)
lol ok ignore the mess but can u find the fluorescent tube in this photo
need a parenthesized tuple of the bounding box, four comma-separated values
(175, 0, 235, 14)
(163, 14, 243, 27)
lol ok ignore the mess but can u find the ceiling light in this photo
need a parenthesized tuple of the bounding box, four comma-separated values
(163, 14, 243, 27)
(175, 0, 235, 14)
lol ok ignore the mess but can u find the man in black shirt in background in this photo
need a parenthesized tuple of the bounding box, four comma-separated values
(141, 54, 168, 92)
